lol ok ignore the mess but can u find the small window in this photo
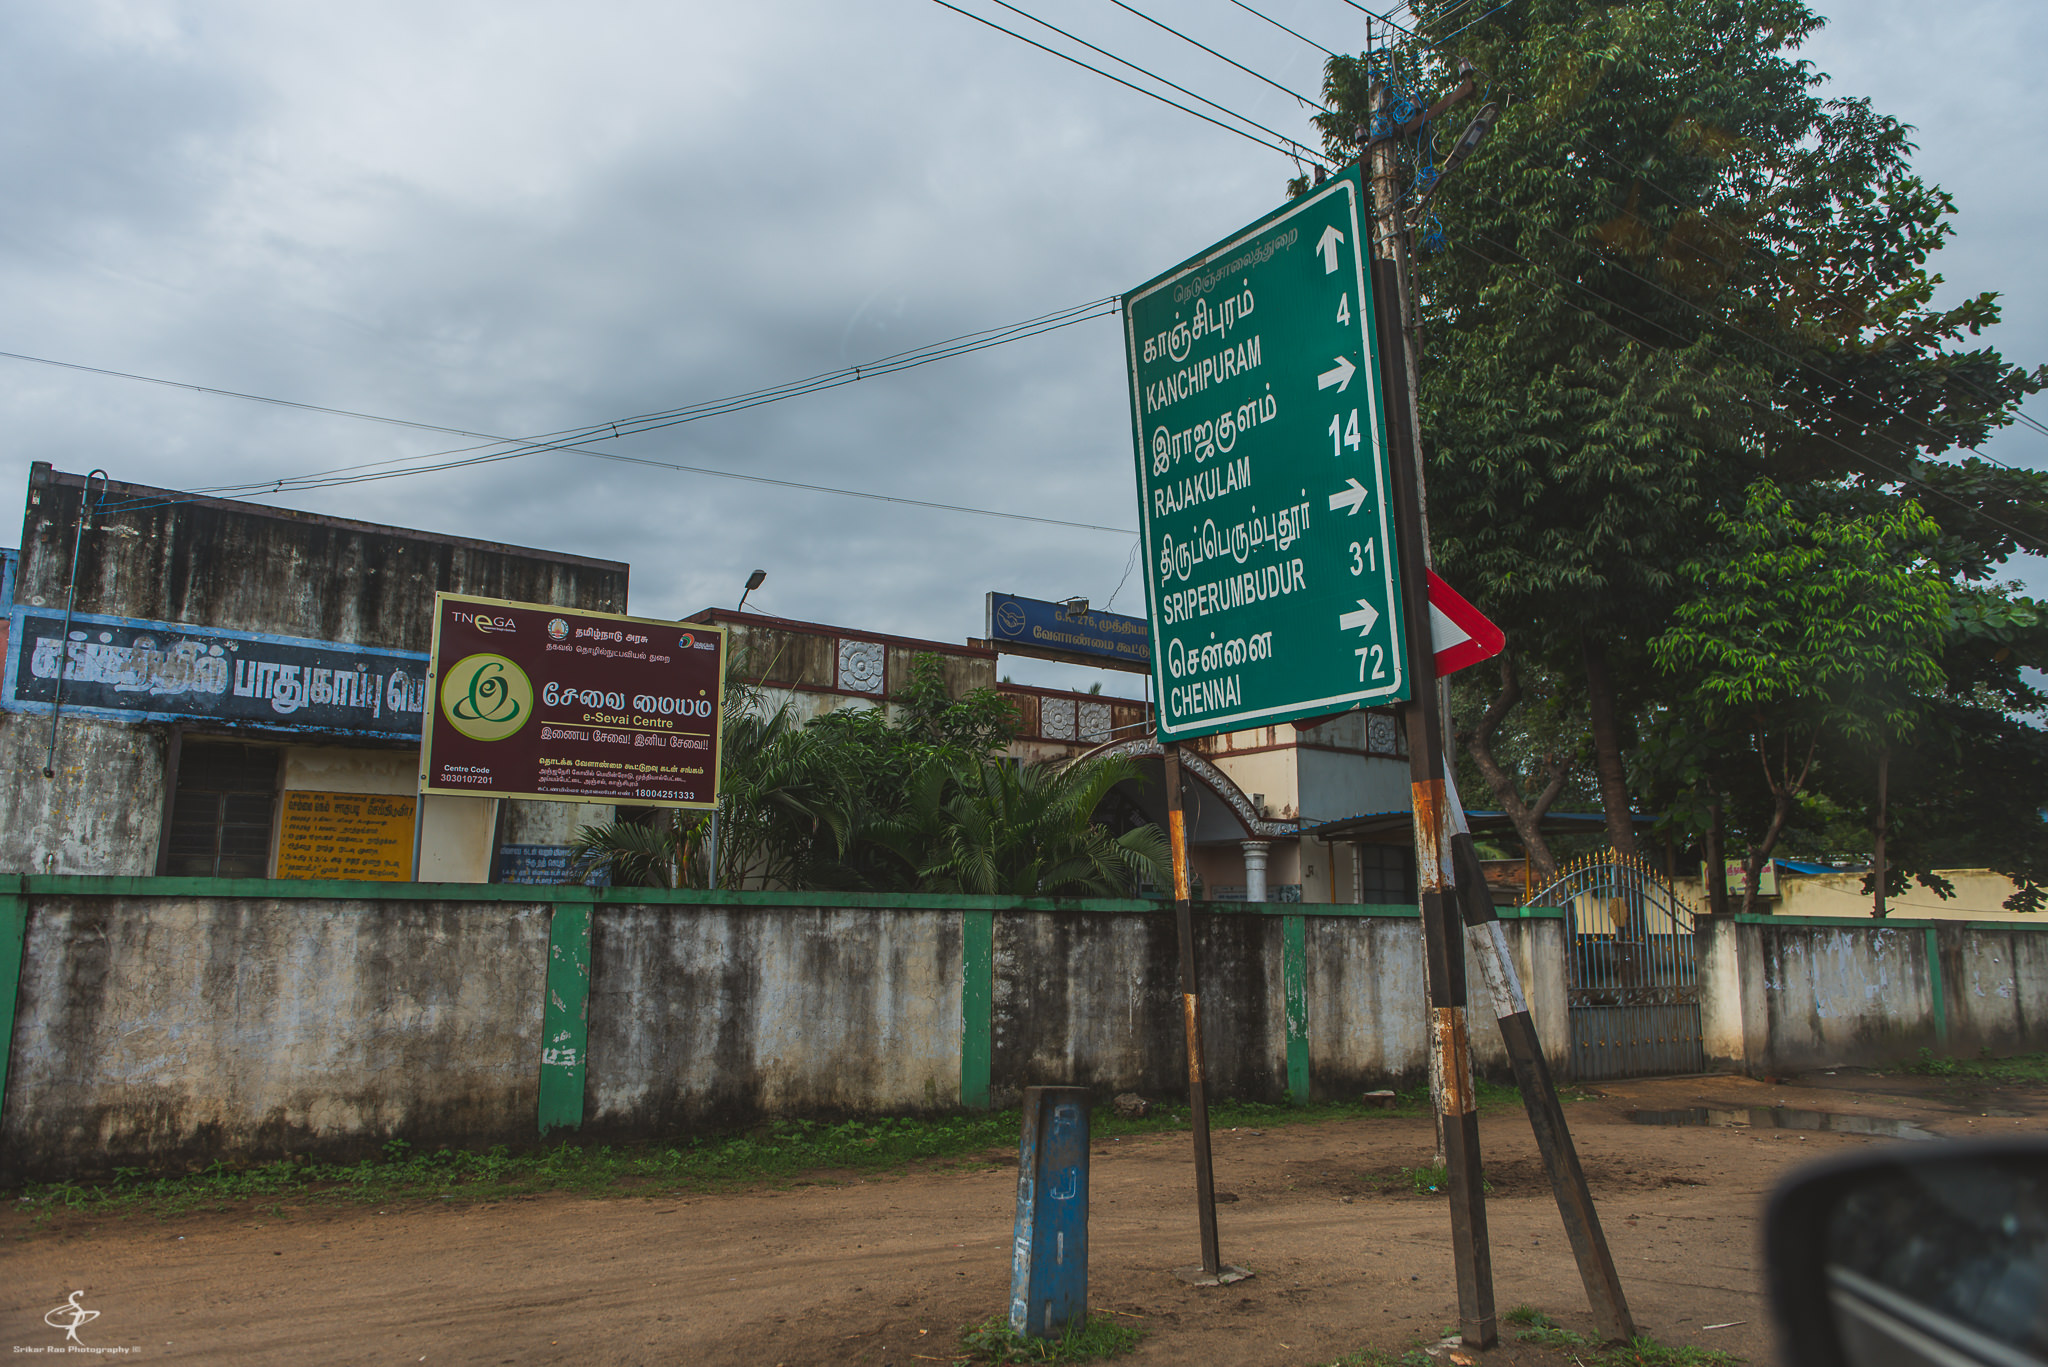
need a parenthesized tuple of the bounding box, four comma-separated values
(164, 742, 279, 878)
(1357, 842, 1416, 904)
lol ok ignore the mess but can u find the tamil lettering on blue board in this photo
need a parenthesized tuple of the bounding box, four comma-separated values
(986, 592, 1150, 667)
(2, 606, 428, 736)
(496, 844, 609, 887)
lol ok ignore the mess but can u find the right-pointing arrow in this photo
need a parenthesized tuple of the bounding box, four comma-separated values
(1338, 600, 1380, 636)
(1328, 478, 1368, 516)
(1317, 355, 1356, 392)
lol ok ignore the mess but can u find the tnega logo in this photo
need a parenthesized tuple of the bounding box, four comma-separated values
(453, 610, 517, 634)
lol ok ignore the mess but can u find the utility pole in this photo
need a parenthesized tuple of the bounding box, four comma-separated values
(1162, 743, 1245, 1285)
(1372, 79, 1494, 1345)
(1365, 72, 1638, 1348)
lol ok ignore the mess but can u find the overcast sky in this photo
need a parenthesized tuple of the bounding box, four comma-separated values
(3, 0, 2040, 699)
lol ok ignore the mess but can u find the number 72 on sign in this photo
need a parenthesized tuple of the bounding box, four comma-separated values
(1124, 162, 1409, 742)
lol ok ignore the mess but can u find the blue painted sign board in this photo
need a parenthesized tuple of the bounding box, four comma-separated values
(2, 606, 429, 736)
(986, 592, 1150, 673)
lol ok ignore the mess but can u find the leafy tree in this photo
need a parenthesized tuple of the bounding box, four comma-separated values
(1302, 0, 2046, 884)
(1650, 481, 1948, 912)
(874, 752, 1168, 897)
(568, 652, 1167, 897)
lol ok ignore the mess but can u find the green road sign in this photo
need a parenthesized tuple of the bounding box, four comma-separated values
(1125, 163, 1407, 742)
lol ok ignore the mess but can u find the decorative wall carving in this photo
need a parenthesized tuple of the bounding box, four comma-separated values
(837, 639, 885, 694)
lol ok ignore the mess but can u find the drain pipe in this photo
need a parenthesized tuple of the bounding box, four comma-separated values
(43, 469, 109, 779)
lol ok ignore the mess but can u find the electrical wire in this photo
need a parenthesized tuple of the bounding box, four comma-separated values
(979, 0, 1326, 154)
(929, 0, 1326, 164)
(1331, 0, 1420, 40)
(1227, 0, 1337, 58)
(66, 296, 1119, 509)
(1104, 0, 1328, 110)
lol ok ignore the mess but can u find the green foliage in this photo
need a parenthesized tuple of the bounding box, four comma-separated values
(1903, 1049, 2048, 1082)
(956, 1314, 1143, 1364)
(568, 652, 1164, 895)
(20, 1092, 1483, 1225)
(1653, 481, 1948, 743)
(1508, 1307, 1592, 1347)
(1304, 1, 2046, 892)
(878, 752, 1168, 897)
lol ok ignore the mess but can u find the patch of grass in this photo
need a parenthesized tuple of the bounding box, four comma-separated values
(1902, 1049, 2048, 1083)
(1506, 1307, 1590, 1348)
(1311, 1350, 1434, 1367)
(956, 1313, 1142, 1364)
(1500, 1310, 1743, 1367)
(1596, 1339, 1743, 1367)
(12, 1114, 1024, 1221)
(8, 1084, 1509, 1227)
(1390, 1164, 1493, 1196)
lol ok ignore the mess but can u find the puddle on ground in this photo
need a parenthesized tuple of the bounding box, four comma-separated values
(1627, 1106, 1937, 1141)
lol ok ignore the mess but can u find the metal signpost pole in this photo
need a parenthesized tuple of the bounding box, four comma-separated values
(1373, 247, 1496, 1348)
(1364, 78, 1632, 1347)
(1444, 778, 1638, 1341)
(1162, 742, 1235, 1282)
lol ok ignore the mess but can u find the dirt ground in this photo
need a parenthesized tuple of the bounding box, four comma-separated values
(6, 1068, 2044, 1366)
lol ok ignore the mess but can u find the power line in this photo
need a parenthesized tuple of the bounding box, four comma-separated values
(979, 0, 1326, 154)
(929, 0, 1325, 164)
(1330, 0, 1420, 40)
(1104, 0, 1328, 110)
(48, 296, 1116, 505)
(0, 349, 507, 444)
(1227, 0, 1337, 58)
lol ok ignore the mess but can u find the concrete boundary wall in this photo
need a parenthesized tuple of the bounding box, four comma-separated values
(0, 877, 1566, 1182)
(1699, 915, 2048, 1075)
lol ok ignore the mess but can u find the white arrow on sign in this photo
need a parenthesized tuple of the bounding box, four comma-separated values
(1317, 224, 1344, 273)
(1317, 355, 1356, 392)
(1328, 478, 1369, 516)
(1338, 600, 1380, 636)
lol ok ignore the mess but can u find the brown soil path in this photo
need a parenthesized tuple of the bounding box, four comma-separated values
(6, 1070, 2041, 1366)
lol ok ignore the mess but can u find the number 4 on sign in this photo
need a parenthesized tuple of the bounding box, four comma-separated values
(1427, 570, 1506, 675)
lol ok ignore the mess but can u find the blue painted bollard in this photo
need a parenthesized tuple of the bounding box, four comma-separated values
(1009, 1086, 1090, 1339)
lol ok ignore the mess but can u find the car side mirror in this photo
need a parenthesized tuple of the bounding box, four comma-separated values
(1766, 1140, 2048, 1367)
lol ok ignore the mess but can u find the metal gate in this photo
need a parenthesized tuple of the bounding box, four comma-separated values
(1525, 850, 1705, 1080)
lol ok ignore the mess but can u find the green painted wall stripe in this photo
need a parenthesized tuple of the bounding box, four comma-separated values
(1282, 913, 1309, 1104)
(0, 879, 26, 1133)
(538, 901, 591, 1137)
(960, 909, 994, 1110)
(1925, 926, 1949, 1045)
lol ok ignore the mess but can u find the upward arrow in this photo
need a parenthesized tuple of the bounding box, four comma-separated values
(1317, 224, 1344, 274)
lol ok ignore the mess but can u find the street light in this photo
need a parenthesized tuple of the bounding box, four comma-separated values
(736, 569, 766, 612)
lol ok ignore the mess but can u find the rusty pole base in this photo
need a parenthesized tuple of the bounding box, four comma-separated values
(1173, 1264, 1253, 1287)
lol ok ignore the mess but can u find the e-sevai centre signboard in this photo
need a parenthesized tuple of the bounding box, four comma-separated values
(1125, 162, 1407, 742)
(421, 593, 725, 808)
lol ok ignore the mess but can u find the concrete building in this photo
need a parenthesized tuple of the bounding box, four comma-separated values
(1, 464, 627, 881)
(689, 607, 1419, 903)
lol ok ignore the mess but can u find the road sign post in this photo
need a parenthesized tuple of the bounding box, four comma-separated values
(1125, 162, 1409, 745)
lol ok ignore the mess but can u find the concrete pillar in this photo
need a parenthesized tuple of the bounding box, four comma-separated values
(1242, 841, 1269, 903)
